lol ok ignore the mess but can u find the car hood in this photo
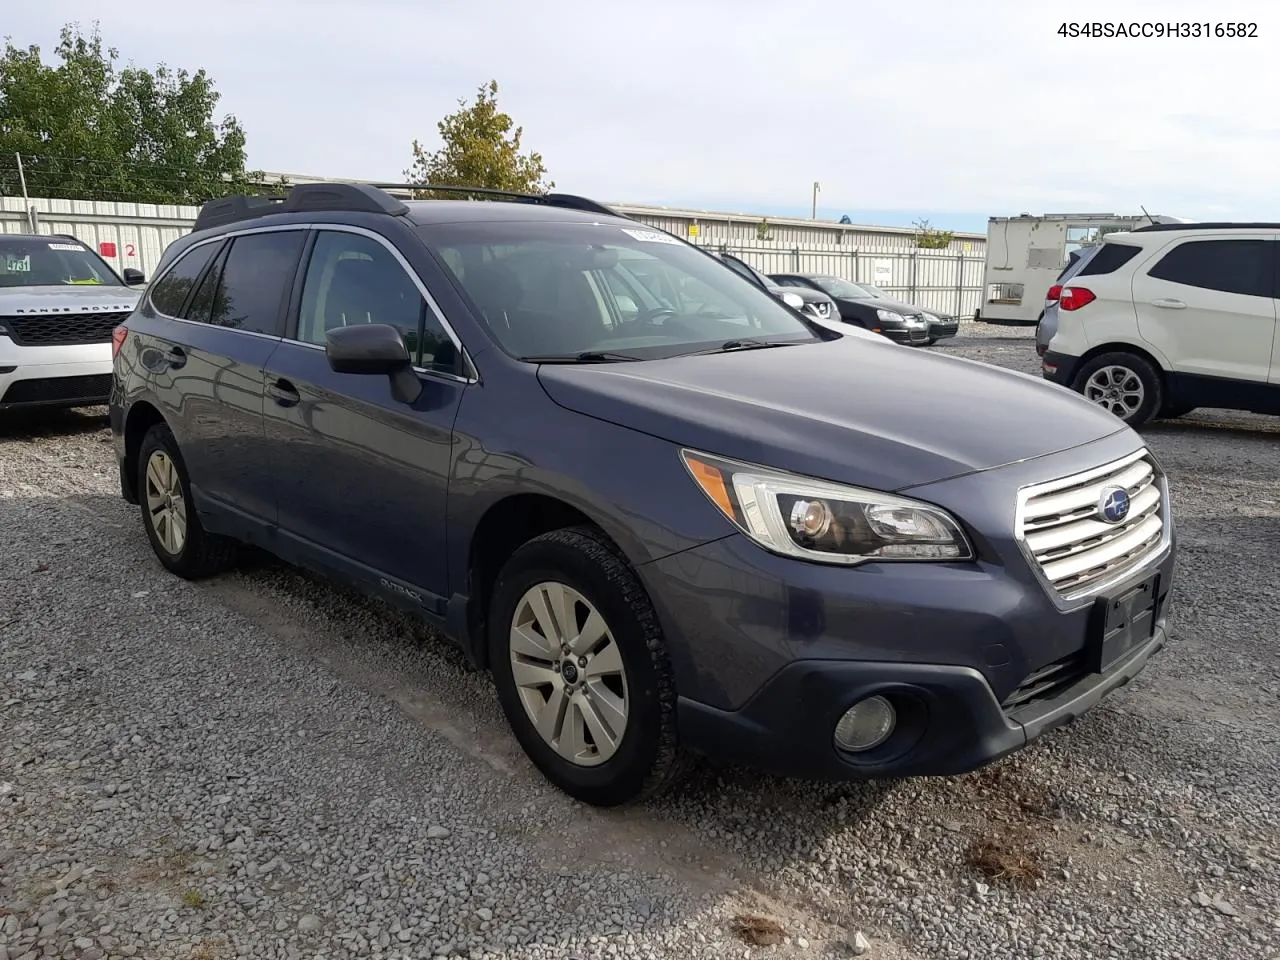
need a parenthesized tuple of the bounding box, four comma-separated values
(536, 337, 1129, 491)
(0, 284, 140, 314)
(832, 295, 920, 315)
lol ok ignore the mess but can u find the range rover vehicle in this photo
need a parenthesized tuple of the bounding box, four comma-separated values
(110, 183, 1176, 807)
(1, 234, 145, 410)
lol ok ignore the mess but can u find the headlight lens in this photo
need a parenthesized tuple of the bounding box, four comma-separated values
(681, 449, 974, 564)
(876, 308, 904, 323)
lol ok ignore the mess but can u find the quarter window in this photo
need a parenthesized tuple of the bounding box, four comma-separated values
(148, 243, 219, 317)
(1147, 239, 1273, 297)
(297, 231, 456, 372)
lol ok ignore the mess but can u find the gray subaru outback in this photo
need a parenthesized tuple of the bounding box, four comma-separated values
(109, 184, 1176, 806)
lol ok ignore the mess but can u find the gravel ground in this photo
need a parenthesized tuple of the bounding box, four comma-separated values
(2, 323, 1278, 960)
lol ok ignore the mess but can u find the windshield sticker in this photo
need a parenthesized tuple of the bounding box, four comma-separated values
(48, 242, 86, 251)
(68, 278, 103, 285)
(4, 255, 31, 272)
(620, 228, 680, 245)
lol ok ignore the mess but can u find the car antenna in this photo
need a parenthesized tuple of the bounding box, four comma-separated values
(1139, 204, 1154, 225)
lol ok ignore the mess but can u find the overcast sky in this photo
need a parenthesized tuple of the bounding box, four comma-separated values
(6, 0, 1278, 232)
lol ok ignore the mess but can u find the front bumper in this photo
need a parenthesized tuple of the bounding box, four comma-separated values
(927, 318, 960, 342)
(880, 322, 931, 345)
(0, 338, 113, 409)
(677, 615, 1167, 781)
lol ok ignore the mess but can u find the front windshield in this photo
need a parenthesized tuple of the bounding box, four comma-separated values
(811, 276, 874, 299)
(857, 282, 889, 298)
(0, 238, 122, 289)
(425, 220, 819, 359)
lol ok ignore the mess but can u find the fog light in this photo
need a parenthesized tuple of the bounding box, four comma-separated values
(833, 696, 896, 752)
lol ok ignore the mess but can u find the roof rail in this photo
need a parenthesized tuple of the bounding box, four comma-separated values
(1131, 221, 1280, 232)
(368, 183, 626, 219)
(193, 182, 410, 232)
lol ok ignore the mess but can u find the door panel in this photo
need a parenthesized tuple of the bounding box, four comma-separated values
(263, 227, 467, 603)
(263, 342, 465, 602)
(1131, 236, 1277, 383)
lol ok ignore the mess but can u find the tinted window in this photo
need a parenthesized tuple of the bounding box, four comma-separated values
(201, 231, 306, 335)
(148, 243, 219, 316)
(721, 256, 767, 287)
(425, 220, 816, 360)
(298, 230, 456, 372)
(1076, 243, 1141, 277)
(1147, 239, 1272, 297)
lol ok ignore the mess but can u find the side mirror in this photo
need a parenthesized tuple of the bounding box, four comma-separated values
(123, 268, 146, 286)
(324, 323, 422, 404)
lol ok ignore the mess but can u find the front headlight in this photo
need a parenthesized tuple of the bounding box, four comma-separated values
(681, 449, 974, 565)
(922, 313, 938, 323)
(876, 309, 905, 323)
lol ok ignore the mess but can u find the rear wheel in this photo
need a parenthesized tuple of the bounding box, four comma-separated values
(137, 423, 237, 578)
(488, 526, 690, 806)
(1071, 352, 1162, 428)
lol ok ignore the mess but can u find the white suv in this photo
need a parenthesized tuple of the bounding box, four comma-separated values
(1039, 223, 1279, 427)
(1, 234, 145, 411)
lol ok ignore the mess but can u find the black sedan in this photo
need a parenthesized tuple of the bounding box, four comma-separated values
(770, 272, 957, 346)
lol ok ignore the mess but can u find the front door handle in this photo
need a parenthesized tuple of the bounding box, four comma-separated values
(1151, 298, 1186, 309)
(166, 346, 187, 369)
(267, 378, 300, 407)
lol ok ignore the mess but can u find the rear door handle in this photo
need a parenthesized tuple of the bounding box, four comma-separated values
(166, 346, 187, 369)
(267, 378, 300, 407)
(1151, 298, 1186, 309)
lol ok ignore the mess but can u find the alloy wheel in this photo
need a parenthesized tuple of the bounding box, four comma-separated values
(508, 581, 629, 767)
(1083, 365, 1145, 418)
(144, 450, 188, 555)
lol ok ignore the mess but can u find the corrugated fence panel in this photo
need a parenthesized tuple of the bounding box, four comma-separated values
(0, 197, 200, 281)
(717, 244, 986, 319)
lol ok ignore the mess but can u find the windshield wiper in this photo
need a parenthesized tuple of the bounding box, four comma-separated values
(519, 350, 642, 364)
(696, 338, 797, 354)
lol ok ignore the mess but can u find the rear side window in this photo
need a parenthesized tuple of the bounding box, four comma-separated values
(1076, 243, 1141, 277)
(1147, 239, 1273, 297)
(148, 243, 219, 317)
(204, 230, 307, 335)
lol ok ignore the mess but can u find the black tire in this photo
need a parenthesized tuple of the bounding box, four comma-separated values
(1069, 352, 1163, 428)
(137, 422, 237, 579)
(487, 526, 690, 806)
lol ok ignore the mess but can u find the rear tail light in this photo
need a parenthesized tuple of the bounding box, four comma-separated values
(1058, 286, 1096, 311)
(1046, 284, 1063, 303)
(111, 325, 129, 359)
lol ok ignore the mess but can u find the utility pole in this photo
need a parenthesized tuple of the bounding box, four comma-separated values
(811, 181, 820, 219)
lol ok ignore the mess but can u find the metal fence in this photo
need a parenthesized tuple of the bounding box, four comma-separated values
(684, 241, 986, 320)
(2, 194, 986, 320)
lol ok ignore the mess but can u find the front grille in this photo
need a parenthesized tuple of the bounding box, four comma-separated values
(2, 310, 131, 346)
(1002, 651, 1087, 712)
(0, 374, 113, 406)
(1016, 450, 1166, 599)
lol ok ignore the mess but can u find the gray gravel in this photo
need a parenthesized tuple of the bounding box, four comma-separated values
(2, 322, 1278, 960)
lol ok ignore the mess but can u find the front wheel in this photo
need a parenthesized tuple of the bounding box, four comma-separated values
(488, 526, 690, 806)
(1070, 352, 1163, 428)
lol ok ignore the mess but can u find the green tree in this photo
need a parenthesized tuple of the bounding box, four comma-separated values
(0, 21, 252, 203)
(405, 80, 553, 199)
(912, 217, 955, 249)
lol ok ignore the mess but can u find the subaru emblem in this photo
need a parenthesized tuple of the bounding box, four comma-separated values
(1097, 485, 1130, 524)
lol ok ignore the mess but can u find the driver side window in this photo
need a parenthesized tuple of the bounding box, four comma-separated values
(297, 230, 455, 372)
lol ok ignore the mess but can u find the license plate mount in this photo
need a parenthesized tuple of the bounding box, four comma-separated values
(1090, 572, 1160, 673)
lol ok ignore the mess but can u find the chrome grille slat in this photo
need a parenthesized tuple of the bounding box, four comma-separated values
(1016, 450, 1167, 600)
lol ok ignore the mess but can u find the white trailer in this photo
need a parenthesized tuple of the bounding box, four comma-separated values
(975, 212, 1185, 326)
